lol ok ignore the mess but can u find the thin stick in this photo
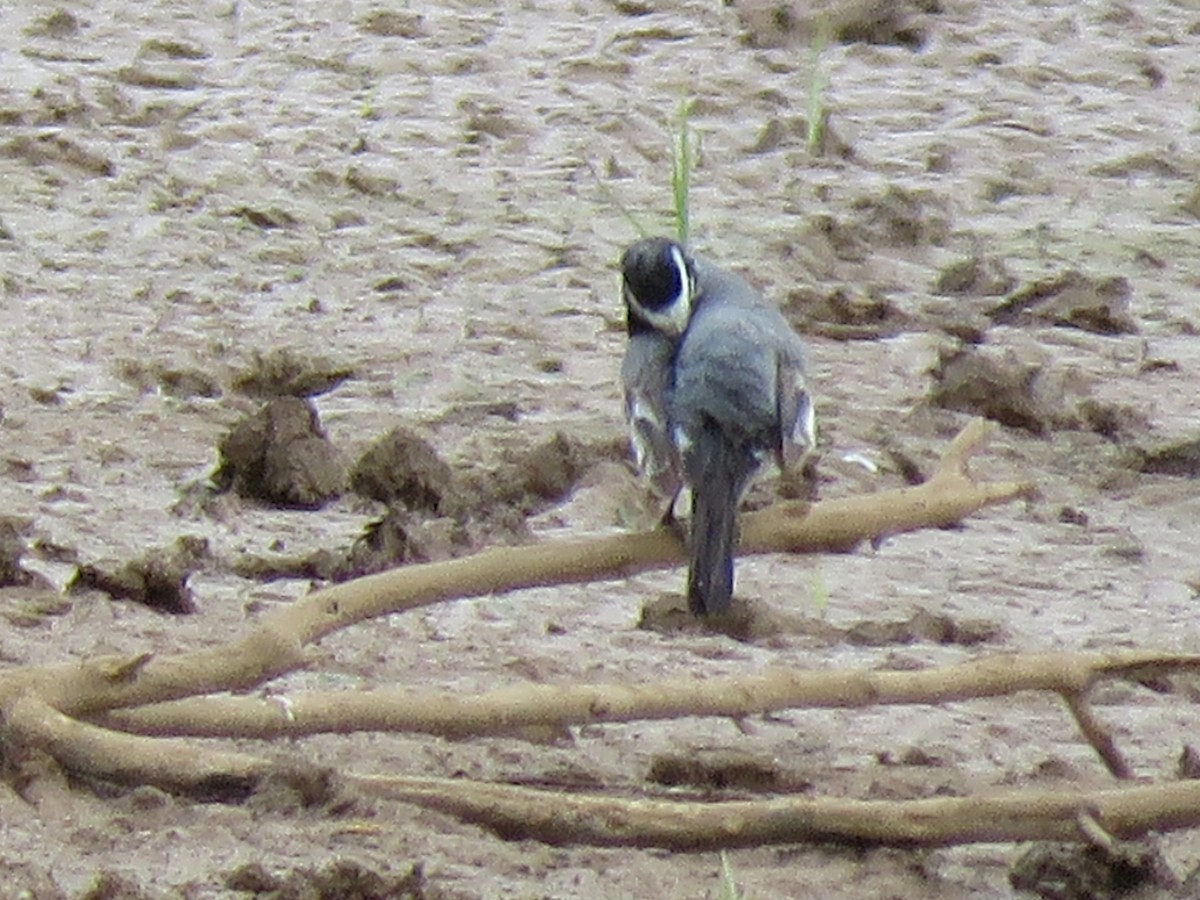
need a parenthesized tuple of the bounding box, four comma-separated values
(5, 694, 273, 796)
(1064, 690, 1134, 780)
(354, 774, 1200, 849)
(95, 651, 1200, 745)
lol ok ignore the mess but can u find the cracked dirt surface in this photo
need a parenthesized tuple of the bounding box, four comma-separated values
(2, 0, 1200, 896)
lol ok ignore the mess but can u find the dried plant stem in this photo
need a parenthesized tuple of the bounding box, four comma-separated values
(6, 694, 273, 795)
(96, 651, 1200, 752)
(354, 774, 1200, 850)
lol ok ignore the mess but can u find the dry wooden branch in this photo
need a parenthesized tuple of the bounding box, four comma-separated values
(1064, 690, 1133, 780)
(4, 694, 273, 797)
(0, 418, 1029, 723)
(95, 651, 1200, 780)
(352, 774, 1200, 850)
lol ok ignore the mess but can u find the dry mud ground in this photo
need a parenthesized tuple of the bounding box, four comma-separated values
(2, 0, 1200, 897)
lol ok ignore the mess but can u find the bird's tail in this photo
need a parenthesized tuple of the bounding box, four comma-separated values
(686, 425, 741, 616)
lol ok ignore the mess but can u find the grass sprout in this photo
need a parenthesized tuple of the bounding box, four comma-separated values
(672, 98, 698, 244)
(717, 851, 745, 900)
(806, 22, 831, 155)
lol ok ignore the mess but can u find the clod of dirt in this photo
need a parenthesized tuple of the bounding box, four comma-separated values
(24, 9, 81, 39)
(231, 347, 355, 398)
(346, 165, 399, 197)
(744, 115, 855, 160)
(648, 750, 806, 792)
(350, 427, 456, 512)
(116, 65, 198, 90)
(1058, 506, 1090, 527)
(0, 516, 52, 589)
(231, 205, 298, 229)
(244, 765, 344, 815)
(1076, 399, 1147, 442)
(1181, 184, 1200, 221)
(78, 870, 159, 900)
(518, 432, 589, 501)
(734, 0, 936, 50)
(214, 397, 346, 509)
(458, 431, 596, 514)
(69, 536, 208, 614)
(929, 344, 1063, 434)
(933, 254, 1016, 297)
(784, 286, 909, 341)
(1177, 745, 1200, 780)
(2, 133, 114, 176)
(140, 37, 209, 60)
(637, 594, 843, 644)
(1009, 838, 1177, 900)
(0, 588, 72, 628)
(851, 185, 951, 247)
(359, 10, 426, 38)
(116, 359, 221, 398)
(432, 400, 522, 426)
(876, 745, 951, 767)
(231, 547, 346, 583)
(1130, 437, 1200, 478)
(844, 608, 1003, 646)
(642, 598, 1001, 646)
(989, 271, 1139, 336)
(224, 858, 449, 900)
(337, 508, 452, 577)
(0, 862, 63, 900)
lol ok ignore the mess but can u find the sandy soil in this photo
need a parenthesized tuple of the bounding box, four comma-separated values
(2, 0, 1200, 896)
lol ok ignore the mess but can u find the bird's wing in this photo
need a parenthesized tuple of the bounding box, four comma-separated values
(622, 335, 683, 499)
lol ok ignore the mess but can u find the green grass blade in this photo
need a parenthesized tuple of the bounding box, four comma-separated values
(806, 22, 830, 155)
(717, 850, 744, 900)
(672, 98, 695, 245)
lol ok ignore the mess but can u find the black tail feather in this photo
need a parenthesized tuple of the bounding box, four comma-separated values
(686, 427, 739, 616)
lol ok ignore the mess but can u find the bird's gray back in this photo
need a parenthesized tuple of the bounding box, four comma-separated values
(671, 260, 808, 449)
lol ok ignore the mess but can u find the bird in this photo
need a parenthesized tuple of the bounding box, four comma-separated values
(620, 236, 816, 616)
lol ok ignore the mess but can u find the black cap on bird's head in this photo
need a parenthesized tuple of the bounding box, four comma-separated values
(621, 237, 696, 338)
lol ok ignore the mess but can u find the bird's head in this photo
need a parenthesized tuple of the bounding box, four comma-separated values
(620, 237, 696, 339)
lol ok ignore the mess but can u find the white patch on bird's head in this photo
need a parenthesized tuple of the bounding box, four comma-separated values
(623, 243, 695, 339)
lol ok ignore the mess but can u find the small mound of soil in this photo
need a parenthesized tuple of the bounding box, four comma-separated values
(349, 427, 456, 513)
(844, 607, 1003, 647)
(0, 516, 51, 589)
(459, 431, 596, 513)
(928, 345, 1062, 434)
(648, 750, 808, 793)
(224, 858, 455, 900)
(337, 507, 476, 578)
(785, 286, 909, 341)
(1130, 437, 1200, 478)
(639, 595, 1003, 648)
(215, 398, 346, 509)
(243, 764, 344, 815)
(850, 185, 951, 248)
(79, 870, 158, 900)
(231, 347, 355, 398)
(69, 536, 209, 614)
(933, 254, 1016, 297)
(636, 593, 836, 643)
(989, 270, 1139, 336)
(735, 0, 936, 50)
(1009, 837, 1176, 899)
(116, 359, 221, 399)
